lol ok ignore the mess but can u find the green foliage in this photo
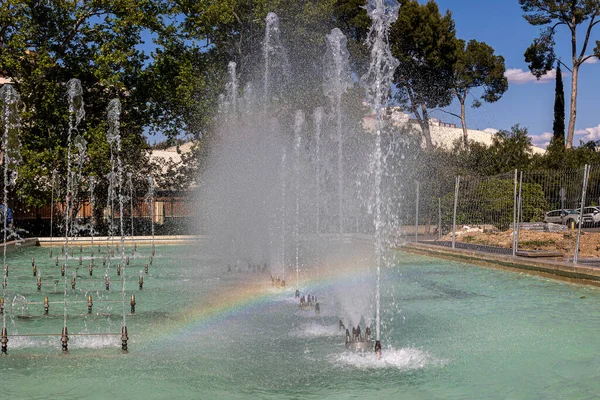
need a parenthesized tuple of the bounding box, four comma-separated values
(453, 39, 507, 145)
(549, 61, 565, 150)
(440, 177, 547, 231)
(390, 0, 459, 148)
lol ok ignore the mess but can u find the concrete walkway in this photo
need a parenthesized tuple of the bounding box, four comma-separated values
(404, 241, 600, 285)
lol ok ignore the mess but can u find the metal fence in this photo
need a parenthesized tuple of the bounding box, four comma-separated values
(413, 164, 600, 264)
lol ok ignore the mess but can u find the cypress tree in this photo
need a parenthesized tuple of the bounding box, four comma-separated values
(551, 62, 565, 148)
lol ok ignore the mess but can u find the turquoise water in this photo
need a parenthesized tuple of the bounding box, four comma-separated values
(2, 244, 600, 399)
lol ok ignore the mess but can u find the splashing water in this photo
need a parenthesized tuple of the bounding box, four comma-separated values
(333, 347, 442, 370)
(64, 78, 85, 331)
(0, 84, 22, 334)
(324, 28, 353, 236)
(264, 12, 290, 106)
(293, 111, 305, 290)
(361, 0, 400, 344)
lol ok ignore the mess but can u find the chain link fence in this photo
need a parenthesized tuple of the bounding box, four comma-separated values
(413, 164, 600, 264)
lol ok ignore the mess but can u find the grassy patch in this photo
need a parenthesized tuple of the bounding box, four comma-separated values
(519, 239, 556, 248)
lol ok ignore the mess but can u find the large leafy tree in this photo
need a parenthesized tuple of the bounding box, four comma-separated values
(520, 0, 600, 149)
(451, 40, 508, 147)
(390, 0, 459, 149)
(0, 1, 215, 214)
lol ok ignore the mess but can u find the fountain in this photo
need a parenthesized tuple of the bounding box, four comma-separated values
(324, 28, 353, 236)
(0, 84, 22, 354)
(361, 0, 401, 357)
(293, 110, 304, 291)
(62, 78, 86, 350)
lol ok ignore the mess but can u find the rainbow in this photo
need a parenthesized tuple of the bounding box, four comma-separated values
(146, 261, 377, 345)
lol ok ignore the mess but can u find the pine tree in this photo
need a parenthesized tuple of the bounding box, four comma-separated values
(551, 62, 565, 149)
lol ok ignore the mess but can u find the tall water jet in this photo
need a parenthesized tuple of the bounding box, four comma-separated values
(0, 84, 22, 345)
(89, 176, 96, 250)
(361, 0, 400, 356)
(70, 133, 87, 238)
(50, 169, 58, 255)
(313, 107, 325, 234)
(324, 28, 353, 236)
(226, 62, 239, 116)
(63, 79, 85, 336)
(127, 172, 135, 252)
(263, 12, 290, 106)
(293, 111, 305, 291)
(146, 176, 155, 253)
(106, 99, 127, 330)
(280, 147, 287, 277)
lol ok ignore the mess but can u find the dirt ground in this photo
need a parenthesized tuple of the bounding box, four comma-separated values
(441, 228, 600, 258)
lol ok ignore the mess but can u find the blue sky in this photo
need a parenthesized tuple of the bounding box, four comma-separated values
(144, 1, 599, 148)
(428, 0, 600, 148)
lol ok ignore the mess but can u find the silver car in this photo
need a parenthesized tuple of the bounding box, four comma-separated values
(581, 206, 600, 226)
(544, 209, 580, 226)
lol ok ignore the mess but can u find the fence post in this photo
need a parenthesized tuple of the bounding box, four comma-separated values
(574, 164, 590, 264)
(415, 181, 419, 243)
(438, 197, 442, 240)
(452, 176, 460, 249)
(512, 169, 518, 257)
(515, 171, 523, 254)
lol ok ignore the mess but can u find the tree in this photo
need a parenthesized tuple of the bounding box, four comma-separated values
(520, 0, 600, 149)
(390, 0, 460, 149)
(451, 40, 508, 147)
(549, 61, 565, 150)
(0, 1, 191, 214)
(488, 125, 534, 173)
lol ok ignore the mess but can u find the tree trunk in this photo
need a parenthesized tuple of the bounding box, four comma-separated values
(566, 64, 579, 149)
(460, 100, 468, 147)
(420, 104, 433, 149)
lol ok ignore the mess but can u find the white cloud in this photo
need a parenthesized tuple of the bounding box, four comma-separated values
(504, 68, 559, 84)
(575, 124, 600, 141)
(583, 57, 598, 64)
(483, 128, 498, 135)
(529, 131, 553, 148)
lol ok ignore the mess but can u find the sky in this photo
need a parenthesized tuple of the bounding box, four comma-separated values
(427, 0, 600, 148)
(144, 1, 599, 148)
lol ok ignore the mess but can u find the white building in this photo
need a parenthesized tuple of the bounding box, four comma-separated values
(363, 107, 546, 155)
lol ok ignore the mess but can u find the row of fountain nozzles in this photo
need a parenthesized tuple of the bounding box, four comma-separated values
(344, 325, 371, 344)
(0, 294, 136, 315)
(270, 276, 285, 287)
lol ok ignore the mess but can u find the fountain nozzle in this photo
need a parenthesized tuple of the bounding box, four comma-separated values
(1, 327, 8, 355)
(375, 340, 382, 359)
(33, 264, 37, 276)
(87, 295, 93, 314)
(130, 295, 136, 314)
(44, 296, 49, 315)
(139, 273, 143, 290)
(121, 326, 128, 353)
(61, 327, 69, 353)
(37, 276, 42, 291)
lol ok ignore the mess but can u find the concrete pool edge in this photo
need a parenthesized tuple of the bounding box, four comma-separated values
(403, 242, 600, 285)
(36, 235, 202, 246)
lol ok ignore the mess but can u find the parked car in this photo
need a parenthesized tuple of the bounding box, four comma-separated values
(543, 209, 581, 226)
(581, 206, 600, 226)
